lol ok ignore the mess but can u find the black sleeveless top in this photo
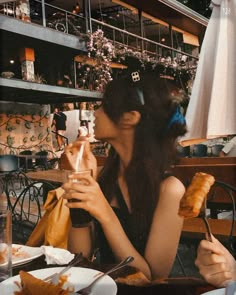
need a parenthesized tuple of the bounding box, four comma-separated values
(94, 184, 148, 264)
(94, 172, 173, 264)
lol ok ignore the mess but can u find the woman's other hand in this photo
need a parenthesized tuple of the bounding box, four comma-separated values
(60, 137, 98, 179)
(195, 234, 236, 287)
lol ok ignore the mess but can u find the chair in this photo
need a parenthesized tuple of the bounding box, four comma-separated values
(176, 145, 190, 158)
(34, 151, 49, 170)
(44, 149, 60, 169)
(19, 150, 33, 171)
(10, 181, 56, 244)
(178, 180, 236, 276)
(0, 155, 19, 173)
(211, 144, 224, 157)
(3, 170, 32, 210)
(192, 144, 208, 157)
(207, 181, 236, 255)
(30, 180, 58, 203)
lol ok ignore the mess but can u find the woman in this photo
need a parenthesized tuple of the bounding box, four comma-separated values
(195, 235, 236, 287)
(62, 72, 187, 280)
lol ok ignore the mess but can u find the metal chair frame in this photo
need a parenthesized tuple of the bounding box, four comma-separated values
(8, 180, 58, 244)
(3, 170, 32, 210)
(178, 180, 236, 276)
(208, 180, 236, 255)
(19, 150, 33, 171)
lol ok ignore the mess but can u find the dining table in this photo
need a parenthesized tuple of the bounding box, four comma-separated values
(26, 169, 67, 184)
(26, 168, 104, 185)
(10, 253, 217, 295)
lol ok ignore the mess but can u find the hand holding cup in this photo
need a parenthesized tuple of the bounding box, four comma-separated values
(65, 169, 93, 227)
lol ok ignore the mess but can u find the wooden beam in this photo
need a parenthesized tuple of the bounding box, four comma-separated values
(74, 55, 127, 69)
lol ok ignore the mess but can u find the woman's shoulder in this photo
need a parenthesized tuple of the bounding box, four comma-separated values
(160, 175, 185, 198)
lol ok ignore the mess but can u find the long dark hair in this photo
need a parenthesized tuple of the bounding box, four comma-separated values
(98, 72, 187, 248)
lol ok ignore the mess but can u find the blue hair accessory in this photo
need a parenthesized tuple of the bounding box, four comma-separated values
(134, 87, 145, 105)
(167, 106, 186, 129)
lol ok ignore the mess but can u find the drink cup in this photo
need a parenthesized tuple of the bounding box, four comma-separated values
(65, 170, 92, 227)
(0, 210, 12, 282)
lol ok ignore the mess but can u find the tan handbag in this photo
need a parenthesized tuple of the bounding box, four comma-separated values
(26, 187, 71, 249)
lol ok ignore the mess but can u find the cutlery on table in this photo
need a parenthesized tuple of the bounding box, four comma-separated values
(199, 196, 213, 242)
(43, 252, 83, 283)
(72, 255, 134, 295)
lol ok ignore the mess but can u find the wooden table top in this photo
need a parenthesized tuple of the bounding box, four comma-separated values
(175, 157, 236, 166)
(26, 169, 67, 184)
(182, 217, 236, 241)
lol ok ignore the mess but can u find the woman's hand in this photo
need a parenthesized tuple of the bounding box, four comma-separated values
(195, 235, 236, 287)
(60, 137, 98, 179)
(62, 172, 113, 224)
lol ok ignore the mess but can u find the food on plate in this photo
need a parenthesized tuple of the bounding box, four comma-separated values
(0, 248, 7, 264)
(178, 172, 215, 218)
(12, 246, 30, 259)
(14, 271, 71, 295)
(115, 271, 150, 286)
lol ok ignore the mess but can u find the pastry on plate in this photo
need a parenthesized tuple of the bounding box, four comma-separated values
(115, 271, 150, 286)
(14, 270, 70, 295)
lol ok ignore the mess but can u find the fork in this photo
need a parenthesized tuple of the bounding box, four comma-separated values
(43, 252, 83, 283)
(198, 197, 213, 242)
(75, 256, 134, 295)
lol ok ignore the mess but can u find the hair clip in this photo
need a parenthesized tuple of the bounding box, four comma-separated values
(130, 71, 145, 105)
(131, 71, 140, 82)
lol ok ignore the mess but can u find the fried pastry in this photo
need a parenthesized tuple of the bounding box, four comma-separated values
(178, 172, 215, 218)
(115, 271, 150, 286)
(14, 270, 69, 295)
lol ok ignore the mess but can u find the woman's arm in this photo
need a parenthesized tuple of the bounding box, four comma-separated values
(100, 176, 185, 280)
(145, 176, 185, 278)
(63, 175, 185, 280)
(67, 224, 94, 259)
(195, 235, 236, 287)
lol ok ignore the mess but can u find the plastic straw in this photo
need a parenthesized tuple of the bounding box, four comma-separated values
(75, 142, 85, 171)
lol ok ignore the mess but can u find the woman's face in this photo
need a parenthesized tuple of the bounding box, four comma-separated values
(94, 106, 119, 141)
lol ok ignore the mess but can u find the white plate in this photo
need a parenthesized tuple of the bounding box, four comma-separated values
(201, 288, 225, 295)
(0, 267, 117, 295)
(11, 244, 42, 266)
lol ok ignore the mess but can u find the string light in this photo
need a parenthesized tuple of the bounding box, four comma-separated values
(72, 6, 77, 14)
(72, 2, 80, 14)
(75, 2, 80, 11)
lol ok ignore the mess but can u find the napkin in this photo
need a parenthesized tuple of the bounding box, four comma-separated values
(26, 187, 71, 249)
(41, 245, 75, 265)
